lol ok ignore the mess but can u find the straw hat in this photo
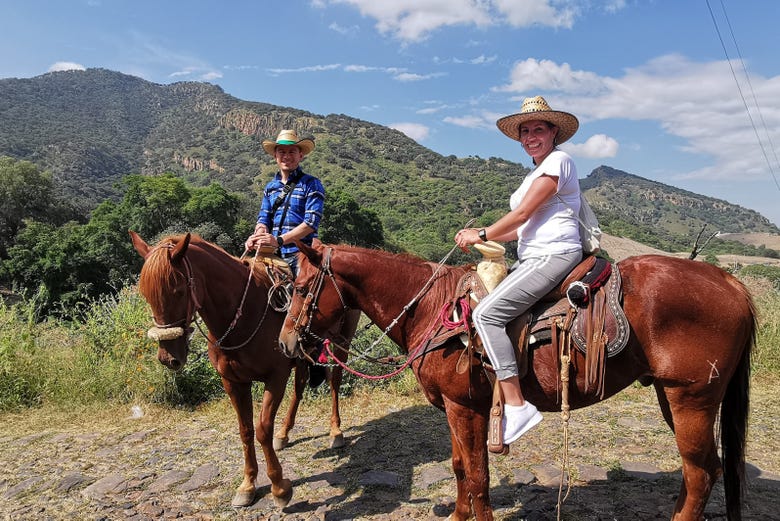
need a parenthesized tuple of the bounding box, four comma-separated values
(496, 96, 579, 144)
(262, 129, 315, 156)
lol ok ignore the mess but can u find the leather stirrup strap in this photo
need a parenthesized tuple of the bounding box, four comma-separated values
(488, 380, 509, 454)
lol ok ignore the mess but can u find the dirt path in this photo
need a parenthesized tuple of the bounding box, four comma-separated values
(1, 380, 779, 520)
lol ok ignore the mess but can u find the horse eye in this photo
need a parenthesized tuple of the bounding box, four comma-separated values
(294, 285, 307, 296)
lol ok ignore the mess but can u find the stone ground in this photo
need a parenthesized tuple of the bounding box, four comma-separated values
(1, 381, 779, 521)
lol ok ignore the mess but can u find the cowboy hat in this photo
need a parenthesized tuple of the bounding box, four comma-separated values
(262, 129, 315, 156)
(496, 96, 579, 145)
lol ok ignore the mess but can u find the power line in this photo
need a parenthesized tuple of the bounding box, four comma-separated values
(718, 0, 780, 176)
(705, 0, 780, 191)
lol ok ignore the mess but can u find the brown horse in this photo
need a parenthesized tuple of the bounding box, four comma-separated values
(129, 231, 356, 508)
(278, 241, 755, 521)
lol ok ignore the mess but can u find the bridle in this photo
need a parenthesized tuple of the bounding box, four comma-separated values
(146, 244, 200, 344)
(288, 247, 349, 353)
(145, 243, 272, 351)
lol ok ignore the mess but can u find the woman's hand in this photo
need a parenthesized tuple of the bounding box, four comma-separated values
(455, 228, 481, 252)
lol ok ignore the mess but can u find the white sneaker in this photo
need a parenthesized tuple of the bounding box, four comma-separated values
(503, 402, 543, 444)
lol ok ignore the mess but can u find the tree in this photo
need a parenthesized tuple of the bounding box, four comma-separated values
(0, 157, 55, 258)
(119, 174, 191, 239)
(320, 189, 385, 248)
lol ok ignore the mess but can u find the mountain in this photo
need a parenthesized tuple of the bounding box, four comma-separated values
(1, 68, 777, 258)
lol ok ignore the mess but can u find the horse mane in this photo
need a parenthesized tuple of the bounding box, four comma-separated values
(331, 243, 470, 304)
(139, 234, 270, 311)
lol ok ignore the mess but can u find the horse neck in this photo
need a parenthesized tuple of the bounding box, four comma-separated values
(188, 244, 268, 329)
(335, 249, 462, 352)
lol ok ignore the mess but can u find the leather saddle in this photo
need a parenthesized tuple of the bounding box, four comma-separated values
(439, 255, 630, 397)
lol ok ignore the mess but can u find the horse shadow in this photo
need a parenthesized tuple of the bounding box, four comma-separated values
(485, 462, 780, 520)
(248, 405, 780, 520)
(249, 403, 453, 518)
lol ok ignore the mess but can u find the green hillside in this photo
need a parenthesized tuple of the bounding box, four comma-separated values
(1, 68, 777, 260)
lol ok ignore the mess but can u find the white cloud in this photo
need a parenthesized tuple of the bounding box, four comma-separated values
(48, 61, 86, 72)
(442, 109, 505, 131)
(560, 134, 619, 159)
(344, 65, 405, 74)
(443, 113, 494, 130)
(329, 0, 492, 42)
(492, 0, 577, 29)
(494, 58, 606, 95)
(470, 55, 497, 65)
(169, 67, 222, 81)
(324, 0, 620, 42)
(390, 122, 431, 141)
(267, 64, 341, 75)
(394, 71, 446, 82)
(329, 22, 361, 36)
(201, 71, 223, 81)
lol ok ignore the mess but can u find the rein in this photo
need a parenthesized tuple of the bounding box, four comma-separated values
(292, 222, 474, 378)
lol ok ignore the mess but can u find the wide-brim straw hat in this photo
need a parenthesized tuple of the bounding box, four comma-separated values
(496, 96, 579, 145)
(262, 129, 315, 156)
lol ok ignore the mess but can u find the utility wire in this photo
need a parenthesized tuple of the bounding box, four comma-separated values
(717, 0, 780, 175)
(705, 0, 780, 191)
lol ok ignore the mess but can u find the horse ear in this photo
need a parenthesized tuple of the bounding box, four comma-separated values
(129, 230, 151, 258)
(298, 240, 322, 265)
(170, 233, 191, 262)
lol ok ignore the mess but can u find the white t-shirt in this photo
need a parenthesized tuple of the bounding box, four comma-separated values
(509, 149, 581, 258)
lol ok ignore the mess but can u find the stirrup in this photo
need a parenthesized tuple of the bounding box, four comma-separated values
(487, 380, 509, 455)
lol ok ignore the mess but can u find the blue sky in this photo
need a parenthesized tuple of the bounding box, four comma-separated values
(3, 0, 780, 227)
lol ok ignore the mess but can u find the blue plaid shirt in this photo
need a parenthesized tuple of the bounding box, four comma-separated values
(257, 167, 325, 256)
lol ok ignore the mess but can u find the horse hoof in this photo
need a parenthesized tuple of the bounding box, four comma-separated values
(231, 488, 256, 508)
(273, 436, 289, 450)
(272, 481, 293, 508)
(329, 433, 345, 449)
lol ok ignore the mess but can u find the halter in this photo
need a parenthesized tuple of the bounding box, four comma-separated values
(289, 247, 349, 349)
(145, 242, 272, 351)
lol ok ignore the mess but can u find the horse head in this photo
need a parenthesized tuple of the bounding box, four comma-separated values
(130, 230, 198, 371)
(279, 241, 350, 360)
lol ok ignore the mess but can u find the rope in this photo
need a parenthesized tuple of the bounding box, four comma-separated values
(320, 337, 424, 380)
(555, 312, 574, 520)
(316, 293, 458, 379)
(439, 298, 470, 329)
(358, 218, 475, 355)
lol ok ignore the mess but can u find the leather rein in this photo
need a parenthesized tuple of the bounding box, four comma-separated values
(146, 244, 272, 351)
(288, 244, 463, 376)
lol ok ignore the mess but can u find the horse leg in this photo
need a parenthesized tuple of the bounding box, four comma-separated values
(257, 376, 294, 508)
(221, 379, 260, 507)
(443, 397, 493, 521)
(326, 308, 360, 449)
(274, 360, 308, 450)
(327, 364, 346, 448)
(653, 382, 675, 431)
(661, 388, 722, 521)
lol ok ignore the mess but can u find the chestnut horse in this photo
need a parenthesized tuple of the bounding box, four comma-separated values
(130, 231, 356, 508)
(278, 241, 755, 521)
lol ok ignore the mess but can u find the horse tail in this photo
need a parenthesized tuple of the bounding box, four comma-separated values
(720, 283, 755, 521)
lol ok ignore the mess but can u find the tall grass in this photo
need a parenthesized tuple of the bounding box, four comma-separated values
(1, 273, 778, 412)
(0, 285, 222, 411)
(741, 276, 780, 374)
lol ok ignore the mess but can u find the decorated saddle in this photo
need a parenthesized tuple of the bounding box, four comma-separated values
(428, 250, 630, 400)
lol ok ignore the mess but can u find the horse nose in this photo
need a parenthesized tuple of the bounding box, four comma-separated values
(157, 349, 184, 371)
(278, 332, 298, 358)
